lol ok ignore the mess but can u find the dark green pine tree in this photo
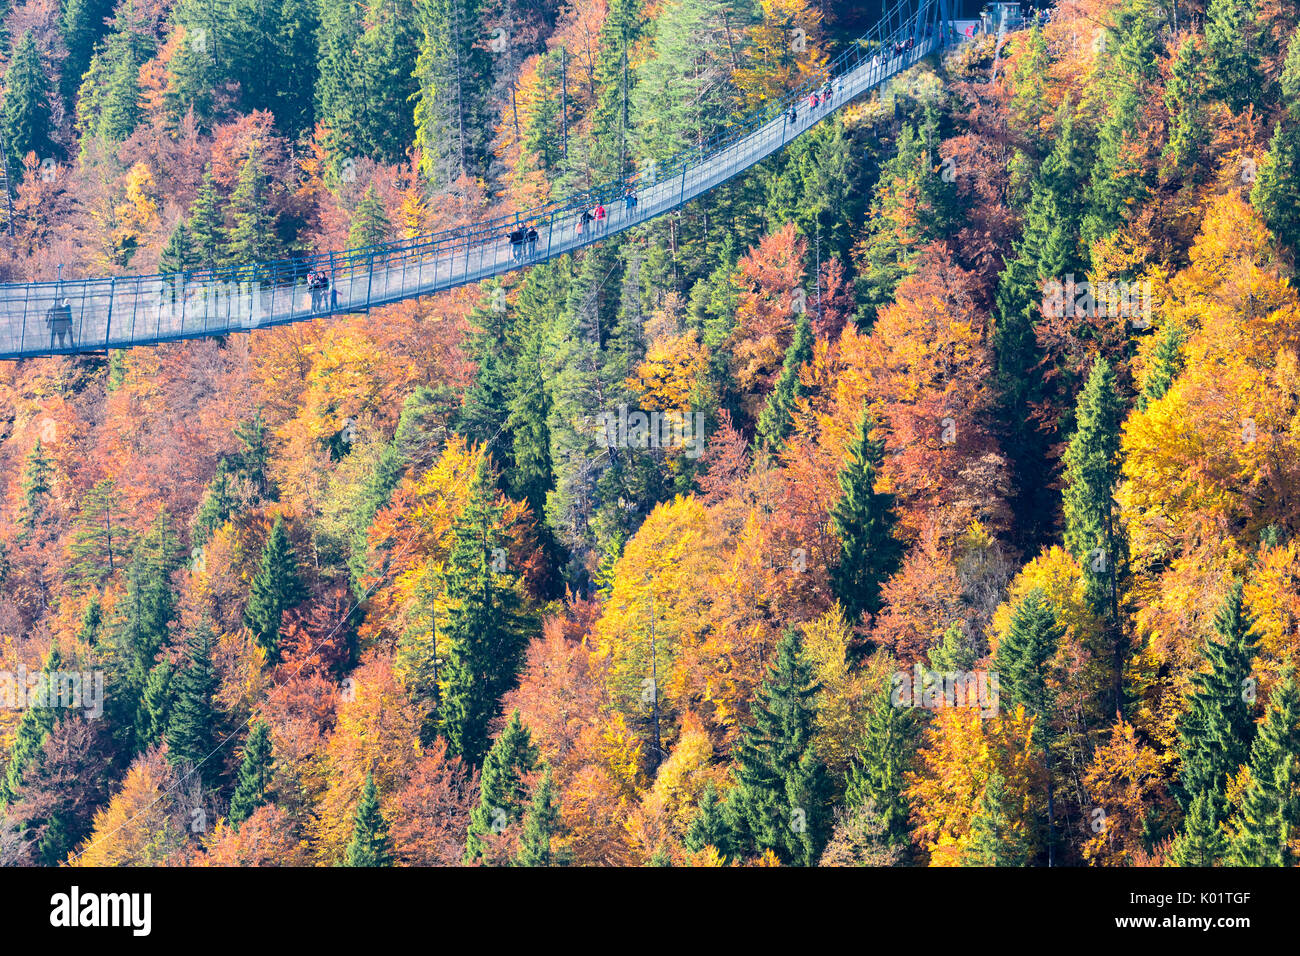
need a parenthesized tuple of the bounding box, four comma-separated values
(684, 782, 732, 857)
(224, 0, 321, 137)
(1205, 0, 1262, 112)
(996, 588, 1063, 864)
(59, 0, 116, 108)
(1062, 357, 1125, 615)
(347, 185, 391, 249)
(464, 710, 539, 863)
(192, 460, 237, 549)
(1169, 787, 1228, 866)
(1251, 120, 1300, 255)
(18, 438, 53, 533)
(187, 169, 226, 269)
(844, 686, 918, 851)
(961, 772, 1030, 866)
(344, 772, 393, 866)
(159, 220, 199, 275)
(855, 118, 953, 323)
(0, 648, 63, 807)
(230, 410, 272, 498)
(229, 719, 275, 827)
(993, 98, 1090, 544)
(1162, 35, 1209, 180)
(2, 31, 55, 178)
(1176, 581, 1259, 826)
(755, 312, 813, 451)
(1079, 0, 1161, 255)
(513, 765, 566, 866)
(1136, 323, 1185, 411)
(94, 513, 179, 764)
(224, 149, 283, 266)
(829, 407, 900, 622)
(67, 478, 127, 589)
(133, 659, 173, 752)
(166, 623, 217, 780)
(724, 628, 831, 866)
(1284, 25, 1300, 116)
(1227, 670, 1300, 866)
(243, 515, 307, 661)
(94, 4, 147, 144)
(439, 457, 530, 765)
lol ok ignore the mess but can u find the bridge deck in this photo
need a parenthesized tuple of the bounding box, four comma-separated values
(0, 2, 956, 360)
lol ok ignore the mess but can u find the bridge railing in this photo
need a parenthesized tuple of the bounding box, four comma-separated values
(1, 0, 955, 358)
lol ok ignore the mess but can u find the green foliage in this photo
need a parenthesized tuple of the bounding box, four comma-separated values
(412, 0, 493, 185)
(439, 457, 531, 764)
(1205, 0, 1262, 112)
(830, 407, 900, 622)
(0, 648, 64, 808)
(724, 628, 831, 866)
(464, 710, 539, 863)
(1061, 357, 1125, 615)
(166, 623, 218, 781)
(755, 312, 813, 451)
(2, 32, 54, 177)
(1137, 323, 1185, 411)
(243, 515, 307, 660)
(844, 687, 918, 850)
(229, 719, 275, 827)
(347, 185, 391, 249)
(513, 765, 567, 866)
(1176, 582, 1259, 824)
(962, 772, 1030, 866)
(1227, 671, 1300, 866)
(344, 772, 394, 866)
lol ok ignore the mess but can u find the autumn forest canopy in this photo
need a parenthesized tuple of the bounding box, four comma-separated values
(1, 0, 1300, 874)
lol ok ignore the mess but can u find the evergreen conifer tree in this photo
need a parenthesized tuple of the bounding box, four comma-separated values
(830, 407, 900, 621)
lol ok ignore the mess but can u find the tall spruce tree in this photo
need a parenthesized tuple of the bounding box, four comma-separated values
(829, 407, 900, 622)
(18, 439, 53, 533)
(996, 588, 1064, 864)
(513, 765, 566, 866)
(347, 185, 391, 249)
(229, 719, 275, 827)
(844, 686, 917, 851)
(1251, 120, 1300, 255)
(464, 710, 539, 863)
(961, 772, 1030, 866)
(1227, 671, 1300, 866)
(133, 659, 173, 752)
(2, 31, 54, 178)
(684, 782, 732, 856)
(1061, 357, 1127, 712)
(1137, 323, 1185, 411)
(344, 773, 394, 866)
(439, 457, 530, 764)
(755, 312, 813, 451)
(243, 515, 307, 661)
(724, 628, 831, 866)
(1205, 0, 1262, 111)
(166, 623, 217, 781)
(412, 0, 492, 185)
(0, 648, 64, 807)
(1176, 581, 1259, 828)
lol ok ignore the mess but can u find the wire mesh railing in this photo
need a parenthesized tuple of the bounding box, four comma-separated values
(1, 0, 971, 359)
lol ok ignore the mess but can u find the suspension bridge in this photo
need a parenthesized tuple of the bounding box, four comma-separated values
(0, 0, 992, 361)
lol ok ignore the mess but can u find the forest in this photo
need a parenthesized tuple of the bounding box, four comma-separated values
(0, 0, 1299, 868)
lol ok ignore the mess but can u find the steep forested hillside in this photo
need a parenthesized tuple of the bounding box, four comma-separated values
(1, 0, 1300, 869)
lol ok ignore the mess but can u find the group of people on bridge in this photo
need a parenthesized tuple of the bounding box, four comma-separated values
(307, 268, 335, 313)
